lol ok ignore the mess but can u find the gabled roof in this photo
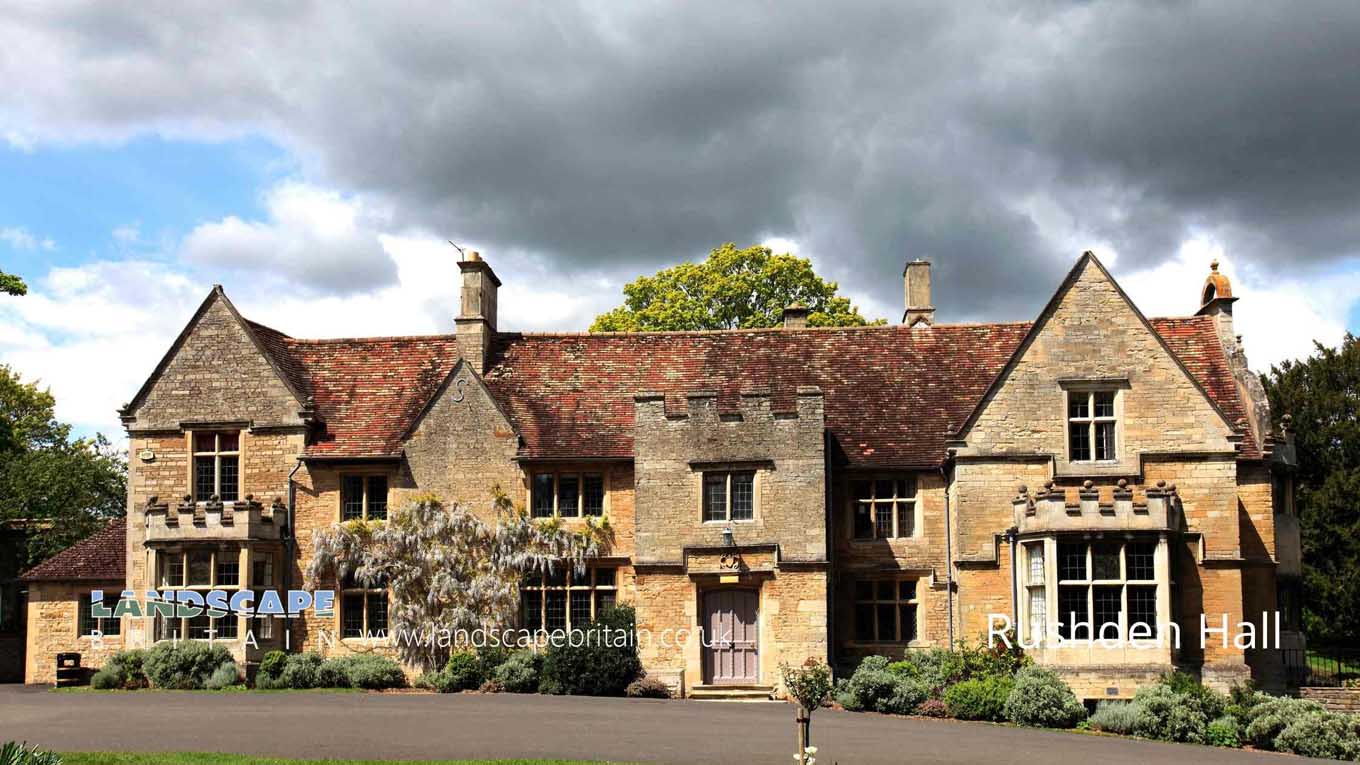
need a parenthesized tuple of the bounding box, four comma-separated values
(241, 309, 1256, 466)
(122, 287, 308, 422)
(951, 252, 1254, 458)
(19, 518, 126, 583)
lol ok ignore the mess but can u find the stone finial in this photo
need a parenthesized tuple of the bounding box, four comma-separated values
(1281, 412, 1293, 432)
(1017, 484, 1028, 495)
(781, 303, 810, 329)
(1156, 480, 1167, 489)
(1082, 479, 1094, 490)
(1117, 478, 1128, 489)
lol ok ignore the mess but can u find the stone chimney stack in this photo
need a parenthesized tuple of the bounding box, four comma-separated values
(903, 259, 934, 326)
(782, 303, 810, 329)
(456, 250, 501, 375)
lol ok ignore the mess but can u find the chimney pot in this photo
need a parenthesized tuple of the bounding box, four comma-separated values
(903, 259, 934, 326)
(782, 303, 810, 329)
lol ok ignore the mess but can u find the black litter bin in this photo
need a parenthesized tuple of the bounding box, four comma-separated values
(55, 652, 84, 687)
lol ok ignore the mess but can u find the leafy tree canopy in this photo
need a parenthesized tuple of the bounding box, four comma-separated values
(0, 270, 26, 296)
(0, 365, 127, 565)
(590, 242, 883, 332)
(1261, 333, 1360, 642)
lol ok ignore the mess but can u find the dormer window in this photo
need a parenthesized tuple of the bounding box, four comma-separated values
(1067, 391, 1117, 462)
(192, 431, 239, 502)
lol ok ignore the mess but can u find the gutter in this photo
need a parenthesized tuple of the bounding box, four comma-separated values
(941, 464, 954, 647)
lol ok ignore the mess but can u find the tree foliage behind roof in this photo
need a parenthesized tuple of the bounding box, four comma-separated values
(0, 365, 127, 566)
(0, 270, 25, 297)
(1261, 333, 1360, 643)
(590, 242, 883, 332)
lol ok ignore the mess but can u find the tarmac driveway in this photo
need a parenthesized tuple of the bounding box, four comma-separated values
(0, 685, 1331, 764)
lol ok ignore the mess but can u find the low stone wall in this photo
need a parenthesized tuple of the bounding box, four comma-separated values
(1300, 687, 1360, 714)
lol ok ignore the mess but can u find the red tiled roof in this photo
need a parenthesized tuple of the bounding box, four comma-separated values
(19, 518, 126, 582)
(251, 314, 1255, 465)
(485, 323, 1029, 467)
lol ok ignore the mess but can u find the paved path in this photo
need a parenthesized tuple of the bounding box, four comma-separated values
(0, 685, 1328, 764)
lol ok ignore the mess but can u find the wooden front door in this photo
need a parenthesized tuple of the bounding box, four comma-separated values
(703, 589, 759, 684)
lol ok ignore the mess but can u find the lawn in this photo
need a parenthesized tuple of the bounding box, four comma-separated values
(60, 755, 606, 765)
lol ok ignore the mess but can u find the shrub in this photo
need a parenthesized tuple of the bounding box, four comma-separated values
(539, 605, 642, 696)
(143, 641, 234, 690)
(0, 741, 62, 765)
(1159, 671, 1228, 721)
(1088, 701, 1141, 735)
(100, 650, 148, 690)
(317, 657, 351, 688)
(780, 659, 832, 711)
(1205, 715, 1241, 748)
(1244, 695, 1326, 750)
(491, 650, 542, 693)
(1003, 665, 1085, 729)
(1274, 710, 1360, 761)
(205, 662, 241, 690)
(888, 648, 965, 691)
(435, 650, 485, 693)
(90, 668, 121, 690)
(944, 676, 1014, 721)
(956, 634, 1029, 681)
(1130, 684, 1206, 743)
(478, 679, 504, 693)
(338, 654, 406, 689)
(915, 698, 948, 718)
(625, 676, 672, 699)
(476, 646, 511, 679)
(835, 657, 924, 714)
(278, 652, 324, 690)
(258, 650, 289, 682)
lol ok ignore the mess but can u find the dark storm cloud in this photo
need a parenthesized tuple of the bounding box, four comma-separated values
(3, 1, 1359, 321)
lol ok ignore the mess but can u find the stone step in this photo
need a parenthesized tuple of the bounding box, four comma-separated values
(689, 684, 777, 701)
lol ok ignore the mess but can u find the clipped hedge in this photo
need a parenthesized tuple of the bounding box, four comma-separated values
(625, 676, 672, 699)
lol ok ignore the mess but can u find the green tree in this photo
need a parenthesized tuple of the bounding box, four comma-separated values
(591, 242, 882, 331)
(0, 365, 127, 565)
(1261, 334, 1360, 642)
(0, 270, 26, 296)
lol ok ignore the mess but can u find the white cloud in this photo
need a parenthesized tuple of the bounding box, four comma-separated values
(1118, 238, 1360, 370)
(0, 193, 628, 439)
(181, 181, 397, 294)
(1, 226, 55, 251)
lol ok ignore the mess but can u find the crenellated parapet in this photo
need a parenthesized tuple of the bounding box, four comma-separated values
(1013, 478, 1179, 534)
(143, 493, 282, 543)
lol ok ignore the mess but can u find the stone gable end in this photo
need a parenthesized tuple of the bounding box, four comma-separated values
(127, 293, 304, 430)
(402, 360, 522, 515)
(957, 257, 1235, 467)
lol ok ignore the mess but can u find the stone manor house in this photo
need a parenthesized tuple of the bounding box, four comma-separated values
(20, 251, 1302, 699)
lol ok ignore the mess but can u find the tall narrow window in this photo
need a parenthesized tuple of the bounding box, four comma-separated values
(850, 477, 917, 539)
(192, 431, 240, 502)
(1025, 542, 1046, 643)
(702, 471, 755, 522)
(531, 472, 607, 518)
(852, 578, 918, 643)
(341, 475, 388, 521)
(1067, 391, 1117, 462)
